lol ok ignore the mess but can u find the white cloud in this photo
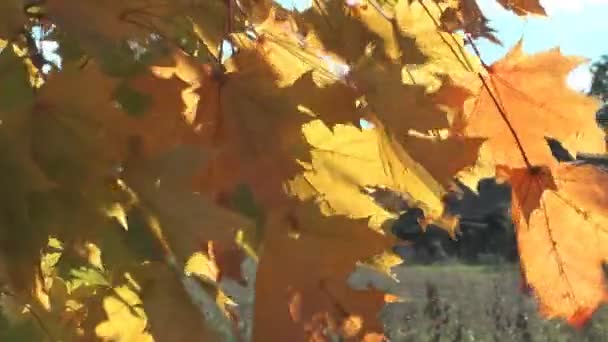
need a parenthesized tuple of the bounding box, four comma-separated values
(541, 0, 608, 15)
(566, 64, 593, 92)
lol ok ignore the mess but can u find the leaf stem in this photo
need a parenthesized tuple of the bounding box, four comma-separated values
(418, 0, 533, 170)
(464, 34, 533, 170)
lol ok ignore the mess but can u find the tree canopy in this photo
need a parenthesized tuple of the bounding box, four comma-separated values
(0, 0, 607, 340)
(591, 55, 608, 102)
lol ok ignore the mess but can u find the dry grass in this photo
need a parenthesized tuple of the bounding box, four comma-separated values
(369, 264, 608, 342)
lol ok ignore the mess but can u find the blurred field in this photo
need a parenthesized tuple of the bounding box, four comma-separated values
(360, 263, 608, 342)
(225, 260, 608, 341)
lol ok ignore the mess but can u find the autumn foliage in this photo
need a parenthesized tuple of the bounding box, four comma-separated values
(0, 0, 607, 340)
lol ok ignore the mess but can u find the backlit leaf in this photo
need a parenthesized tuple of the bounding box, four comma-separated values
(498, 164, 608, 326)
(253, 202, 394, 341)
(438, 41, 605, 168)
(496, 0, 546, 16)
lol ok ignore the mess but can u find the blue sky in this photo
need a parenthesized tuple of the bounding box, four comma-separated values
(475, 0, 608, 91)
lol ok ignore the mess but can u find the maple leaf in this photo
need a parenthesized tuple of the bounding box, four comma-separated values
(0, 1, 25, 40)
(288, 72, 361, 128)
(353, 61, 449, 135)
(44, 0, 173, 56)
(296, 0, 390, 63)
(94, 283, 153, 341)
(0, 46, 51, 194)
(253, 201, 395, 341)
(0, 46, 59, 295)
(38, 48, 212, 165)
(114, 64, 201, 157)
(400, 134, 485, 187)
(46, 0, 271, 60)
(34, 59, 128, 169)
(231, 8, 368, 126)
(129, 263, 227, 341)
(435, 0, 501, 45)
(121, 145, 253, 265)
(239, 7, 326, 86)
(294, 0, 429, 69)
(438, 41, 605, 168)
(191, 49, 316, 208)
(496, 0, 546, 16)
(189, 0, 272, 58)
(394, 0, 482, 88)
(2, 0, 607, 337)
(498, 163, 608, 326)
(287, 120, 456, 231)
(350, 61, 483, 186)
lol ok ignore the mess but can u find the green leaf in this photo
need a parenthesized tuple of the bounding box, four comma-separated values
(69, 266, 111, 289)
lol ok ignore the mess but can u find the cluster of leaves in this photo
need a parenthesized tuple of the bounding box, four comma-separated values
(0, 0, 606, 340)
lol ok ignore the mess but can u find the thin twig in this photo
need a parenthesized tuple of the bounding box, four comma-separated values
(417, 0, 470, 71)
(428, 0, 476, 72)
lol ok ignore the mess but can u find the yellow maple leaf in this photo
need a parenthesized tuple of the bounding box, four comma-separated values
(46, 0, 271, 60)
(288, 120, 455, 230)
(95, 285, 153, 342)
(394, 0, 482, 89)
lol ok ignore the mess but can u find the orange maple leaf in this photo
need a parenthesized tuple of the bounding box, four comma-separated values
(496, 0, 546, 16)
(438, 41, 605, 168)
(192, 50, 313, 207)
(253, 201, 395, 341)
(498, 164, 608, 326)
